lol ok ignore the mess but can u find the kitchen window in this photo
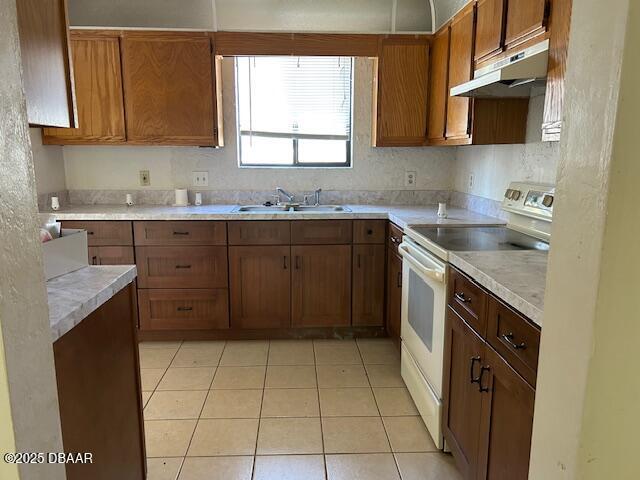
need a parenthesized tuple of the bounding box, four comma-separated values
(236, 56, 353, 167)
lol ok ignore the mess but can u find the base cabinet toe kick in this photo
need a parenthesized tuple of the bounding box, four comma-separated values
(443, 267, 540, 480)
(61, 219, 394, 340)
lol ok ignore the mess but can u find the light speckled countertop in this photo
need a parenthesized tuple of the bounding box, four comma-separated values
(47, 265, 137, 342)
(49, 204, 505, 229)
(449, 250, 547, 327)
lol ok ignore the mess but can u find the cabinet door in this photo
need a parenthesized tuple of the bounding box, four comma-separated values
(505, 0, 548, 49)
(443, 308, 485, 479)
(427, 26, 450, 143)
(446, 4, 475, 141)
(16, 0, 76, 127)
(229, 246, 291, 329)
(44, 32, 126, 144)
(89, 246, 135, 266)
(121, 32, 216, 146)
(386, 250, 402, 342)
(291, 245, 351, 327)
(373, 37, 430, 147)
(475, 0, 506, 63)
(477, 346, 536, 480)
(352, 245, 385, 326)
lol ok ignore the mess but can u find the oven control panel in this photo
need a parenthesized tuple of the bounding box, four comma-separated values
(502, 182, 555, 221)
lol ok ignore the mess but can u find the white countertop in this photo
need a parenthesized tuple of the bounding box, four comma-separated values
(448, 250, 547, 327)
(50, 204, 505, 229)
(47, 265, 137, 342)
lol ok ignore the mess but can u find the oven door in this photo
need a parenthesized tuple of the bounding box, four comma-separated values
(398, 237, 447, 449)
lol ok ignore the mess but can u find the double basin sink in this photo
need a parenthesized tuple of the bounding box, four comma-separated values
(233, 204, 352, 213)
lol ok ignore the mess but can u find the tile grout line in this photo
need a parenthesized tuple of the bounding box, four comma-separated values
(173, 340, 228, 480)
(251, 340, 271, 480)
(313, 339, 330, 480)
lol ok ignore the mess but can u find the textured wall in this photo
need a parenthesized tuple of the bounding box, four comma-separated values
(432, 0, 467, 29)
(452, 93, 560, 201)
(0, 1, 65, 479)
(30, 129, 66, 195)
(63, 58, 455, 192)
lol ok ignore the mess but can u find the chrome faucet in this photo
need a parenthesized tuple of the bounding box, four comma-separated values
(313, 188, 322, 206)
(275, 187, 295, 204)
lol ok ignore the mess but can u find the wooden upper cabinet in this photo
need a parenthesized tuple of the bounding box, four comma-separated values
(446, 3, 475, 141)
(373, 36, 430, 147)
(427, 26, 450, 143)
(475, 0, 506, 63)
(43, 31, 126, 144)
(121, 32, 218, 146)
(477, 345, 536, 480)
(505, 0, 549, 49)
(16, 0, 76, 128)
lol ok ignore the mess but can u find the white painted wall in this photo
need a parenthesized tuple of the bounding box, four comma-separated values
(432, 0, 467, 29)
(63, 58, 455, 192)
(452, 92, 560, 201)
(30, 129, 66, 195)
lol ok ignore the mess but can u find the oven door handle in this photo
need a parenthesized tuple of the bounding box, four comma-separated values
(398, 242, 445, 283)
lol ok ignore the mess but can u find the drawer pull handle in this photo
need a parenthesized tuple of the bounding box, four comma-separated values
(173, 231, 190, 236)
(454, 292, 469, 303)
(390, 236, 400, 244)
(91, 256, 99, 265)
(478, 366, 491, 393)
(397, 271, 402, 288)
(87, 231, 95, 235)
(283, 256, 288, 270)
(177, 306, 193, 312)
(295, 256, 301, 270)
(470, 356, 481, 384)
(175, 264, 192, 269)
(502, 333, 526, 350)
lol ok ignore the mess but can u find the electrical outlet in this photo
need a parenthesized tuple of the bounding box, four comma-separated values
(139, 170, 150, 186)
(405, 171, 417, 188)
(469, 173, 475, 190)
(192, 171, 209, 187)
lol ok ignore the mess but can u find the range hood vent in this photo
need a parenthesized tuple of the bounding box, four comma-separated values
(451, 39, 550, 98)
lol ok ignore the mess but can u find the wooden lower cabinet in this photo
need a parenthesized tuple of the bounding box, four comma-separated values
(229, 246, 291, 329)
(385, 249, 402, 342)
(291, 245, 352, 327)
(477, 346, 536, 480)
(138, 289, 229, 330)
(88, 246, 134, 265)
(352, 244, 385, 326)
(443, 308, 486, 479)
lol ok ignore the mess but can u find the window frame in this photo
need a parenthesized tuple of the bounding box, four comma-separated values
(235, 56, 354, 169)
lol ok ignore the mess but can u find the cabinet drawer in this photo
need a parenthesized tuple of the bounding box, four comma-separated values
(353, 220, 386, 244)
(88, 246, 135, 265)
(138, 289, 229, 330)
(291, 220, 352, 244)
(387, 222, 403, 252)
(448, 268, 488, 337)
(61, 221, 132, 246)
(135, 246, 228, 289)
(133, 221, 226, 246)
(228, 221, 290, 245)
(487, 296, 540, 387)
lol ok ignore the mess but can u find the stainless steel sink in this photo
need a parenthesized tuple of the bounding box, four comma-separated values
(232, 204, 351, 213)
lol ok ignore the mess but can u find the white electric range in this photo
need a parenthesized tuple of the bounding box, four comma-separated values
(397, 182, 554, 449)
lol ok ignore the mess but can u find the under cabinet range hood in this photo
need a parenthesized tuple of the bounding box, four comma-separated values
(451, 39, 550, 98)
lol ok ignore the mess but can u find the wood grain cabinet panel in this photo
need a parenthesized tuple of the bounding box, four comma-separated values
(88, 246, 135, 266)
(443, 308, 486, 480)
(427, 26, 450, 143)
(352, 245, 385, 326)
(138, 289, 229, 330)
(475, 0, 506, 62)
(353, 220, 386, 244)
(291, 220, 352, 245)
(135, 246, 228, 289)
(133, 221, 226, 246)
(16, 0, 76, 128)
(228, 221, 291, 246)
(229, 246, 291, 329)
(121, 32, 217, 146)
(386, 249, 403, 343)
(505, 0, 549, 49)
(373, 36, 430, 147)
(446, 3, 476, 141)
(477, 345, 536, 480)
(291, 245, 351, 327)
(61, 221, 133, 246)
(43, 32, 126, 144)
(448, 268, 488, 337)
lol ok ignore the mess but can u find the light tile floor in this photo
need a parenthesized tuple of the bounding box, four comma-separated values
(139, 338, 462, 480)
